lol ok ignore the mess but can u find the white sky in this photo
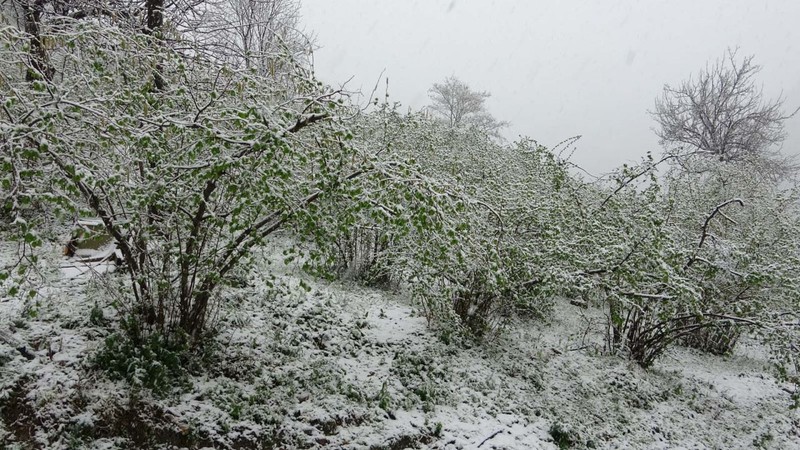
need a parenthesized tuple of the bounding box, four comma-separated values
(299, 0, 800, 175)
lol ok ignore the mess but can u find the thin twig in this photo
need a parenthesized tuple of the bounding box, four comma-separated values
(477, 429, 505, 448)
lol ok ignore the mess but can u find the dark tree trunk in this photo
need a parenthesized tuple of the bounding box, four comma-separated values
(145, 0, 165, 90)
(22, 0, 53, 82)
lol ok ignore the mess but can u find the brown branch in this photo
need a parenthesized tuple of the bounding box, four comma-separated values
(46, 148, 145, 304)
(685, 198, 744, 269)
(598, 154, 676, 210)
(287, 113, 327, 133)
(477, 430, 504, 448)
(179, 179, 217, 302)
(215, 169, 367, 278)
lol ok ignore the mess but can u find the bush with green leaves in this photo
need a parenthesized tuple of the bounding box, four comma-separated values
(391, 349, 453, 410)
(0, 18, 390, 348)
(579, 154, 800, 366)
(678, 320, 741, 355)
(309, 105, 580, 339)
(93, 320, 194, 395)
(549, 421, 578, 449)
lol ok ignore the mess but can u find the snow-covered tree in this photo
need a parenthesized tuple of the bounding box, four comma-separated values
(185, 0, 312, 83)
(427, 76, 508, 139)
(651, 49, 798, 179)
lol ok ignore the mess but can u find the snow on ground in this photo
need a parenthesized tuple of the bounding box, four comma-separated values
(1, 238, 799, 449)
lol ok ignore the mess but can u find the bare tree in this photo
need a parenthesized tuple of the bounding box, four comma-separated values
(186, 0, 311, 79)
(651, 49, 798, 170)
(428, 76, 508, 138)
(229, 0, 308, 73)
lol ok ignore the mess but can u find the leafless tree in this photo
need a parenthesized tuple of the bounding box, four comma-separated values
(428, 76, 508, 138)
(183, 0, 311, 79)
(229, 0, 308, 72)
(651, 49, 798, 174)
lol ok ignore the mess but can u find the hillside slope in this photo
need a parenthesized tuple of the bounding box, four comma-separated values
(1, 241, 798, 449)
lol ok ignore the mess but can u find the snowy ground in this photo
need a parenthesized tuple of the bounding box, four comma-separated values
(1, 239, 799, 449)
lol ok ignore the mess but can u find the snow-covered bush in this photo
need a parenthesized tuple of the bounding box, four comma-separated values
(308, 105, 576, 339)
(0, 18, 374, 350)
(677, 320, 741, 355)
(581, 154, 800, 367)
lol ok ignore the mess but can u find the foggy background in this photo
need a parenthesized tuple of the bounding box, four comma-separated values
(299, 0, 800, 176)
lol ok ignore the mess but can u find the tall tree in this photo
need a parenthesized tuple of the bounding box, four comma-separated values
(182, 0, 311, 80)
(651, 49, 798, 177)
(428, 76, 508, 138)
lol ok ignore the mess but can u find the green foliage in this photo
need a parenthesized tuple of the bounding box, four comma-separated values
(391, 349, 452, 409)
(89, 304, 106, 327)
(93, 321, 192, 395)
(0, 21, 368, 347)
(0, 352, 12, 368)
(753, 431, 775, 448)
(678, 320, 741, 355)
(549, 422, 576, 449)
(309, 106, 565, 340)
(376, 381, 392, 411)
(587, 154, 800, 366)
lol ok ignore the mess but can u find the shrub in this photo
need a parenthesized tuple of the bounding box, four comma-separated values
(331, 226, 396, 287)
(549, 422, 576, 449)
(678, 319, 741, 355)
(93, 319, 193, 395)
(0, 20, 369, 350)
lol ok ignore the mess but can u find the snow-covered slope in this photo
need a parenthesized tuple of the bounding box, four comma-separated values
(0, 241, 798, 449)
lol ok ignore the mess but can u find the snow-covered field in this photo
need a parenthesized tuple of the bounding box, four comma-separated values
(1, 240, 798, 449)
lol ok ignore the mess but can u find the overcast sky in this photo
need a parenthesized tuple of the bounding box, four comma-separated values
(299, 0, 800, 175)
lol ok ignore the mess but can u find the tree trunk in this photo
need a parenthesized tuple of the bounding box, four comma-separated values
(145, 0, 165, 90)
(22, 0, 53, 82)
